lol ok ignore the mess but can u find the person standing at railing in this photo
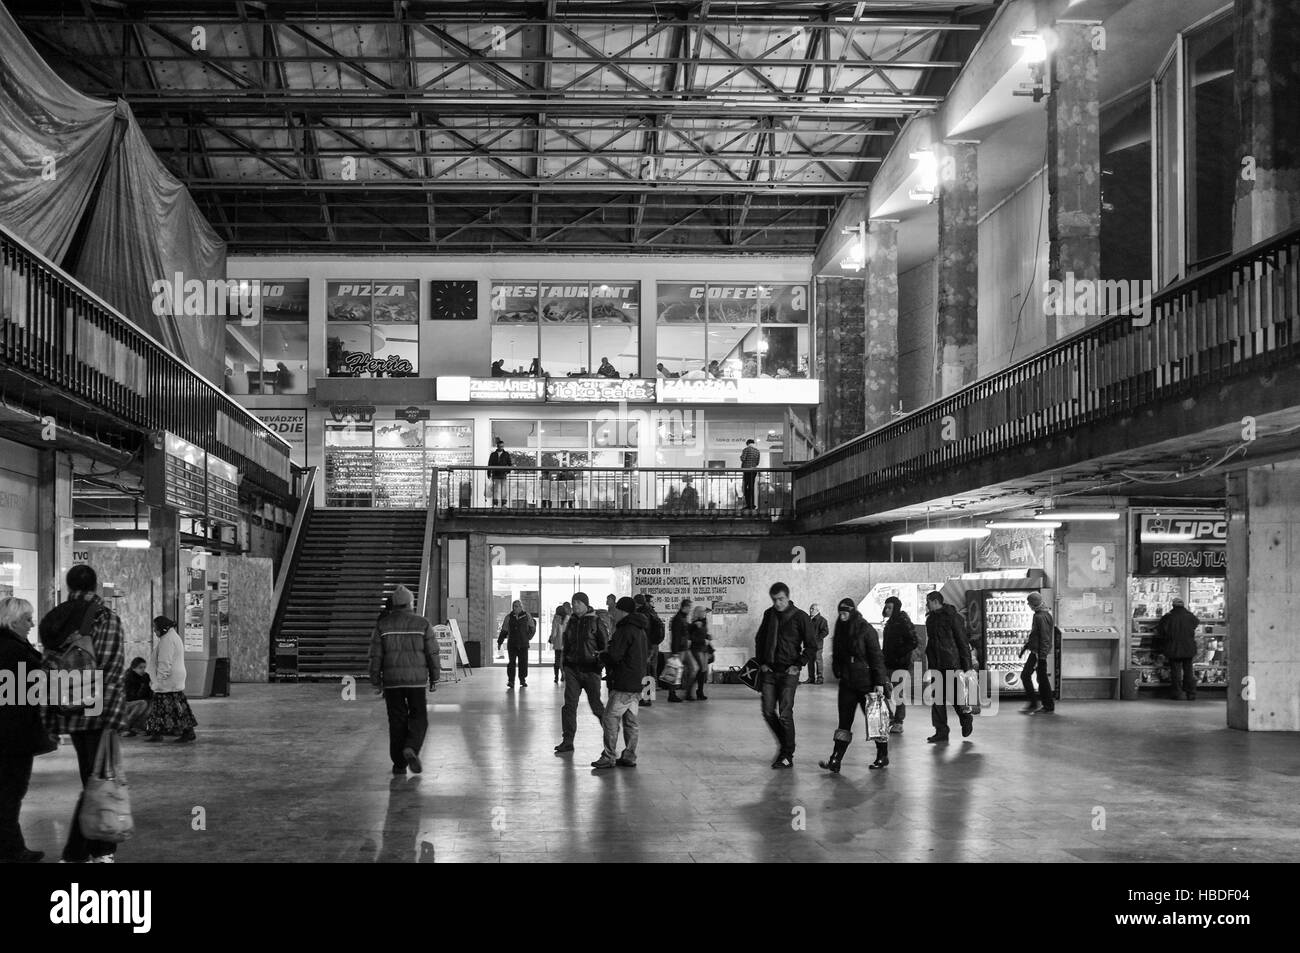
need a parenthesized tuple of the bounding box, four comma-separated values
(740, 439, 761, 510)
(487, 437, 512, 508)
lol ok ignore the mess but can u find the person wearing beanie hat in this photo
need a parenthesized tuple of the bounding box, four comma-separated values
(881, 596, 919, 734)
(555, 593, 607, 753)
(592, 596, 648, 768)
(1019, 591, 1057, 713)
(497, 599, 536, 691)
(817, 598, 891, 773)
(368, 584, 440, 776)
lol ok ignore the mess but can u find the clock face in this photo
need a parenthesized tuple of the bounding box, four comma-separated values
(429, 281, 477, 320)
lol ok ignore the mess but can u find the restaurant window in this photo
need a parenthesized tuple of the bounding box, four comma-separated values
(326, 280, 419, 378)
(222, 279, 309, 395)
(1100, 88, 1153, 282)
(655, 282, 809, 379)
(490, 281, 640, 378)
(1184, 15, 1236, 268)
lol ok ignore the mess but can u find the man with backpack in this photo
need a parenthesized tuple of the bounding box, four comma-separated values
(1020, 592, 1057, 713)
(634, 593, 665, 707)
(555, 593, 606, 754)
(39, 564, 126, 863)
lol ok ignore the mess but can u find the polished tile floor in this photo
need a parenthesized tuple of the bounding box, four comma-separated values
(19, 674, 1300, 862)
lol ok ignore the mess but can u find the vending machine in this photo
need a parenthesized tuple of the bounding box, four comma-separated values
(964, 588, 1059, 698)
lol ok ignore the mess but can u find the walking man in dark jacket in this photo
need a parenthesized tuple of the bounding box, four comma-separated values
(634, 593, 665, 707)
(487, 437, 512, 507)
(1155, 597, 1200, 700)
(881, 596, 919, 733)
(556, 593, 606, 754)
(497, 600, 536, 691)
(755, 582, 814, 768)
(667, 598, 692, 702)
(806, 604, 828, 683)
(593, 598, 648, 768)
(923, 591, 974, 743)
(369, 584, 440, 775)
(1019, 592, 1056, 713)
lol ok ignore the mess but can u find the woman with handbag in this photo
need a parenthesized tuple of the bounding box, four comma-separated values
(0, 597, 50, 862)
(818, 598, 891, 773)
(144, 616, 198, 743)
(688, 606, 711, 701)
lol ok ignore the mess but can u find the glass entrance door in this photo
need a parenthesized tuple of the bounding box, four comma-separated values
(491, 562, 619, 666)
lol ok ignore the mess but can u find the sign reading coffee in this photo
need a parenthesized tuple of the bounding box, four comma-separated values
(1137, 513, 1227, 576)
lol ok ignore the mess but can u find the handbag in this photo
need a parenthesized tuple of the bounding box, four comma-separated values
(864, 692, 889, 741)
(78, 731, 134, 843)
(954, 669, 979, 713)
(737, 656, 762, 693)
(659, 653, 684, 688)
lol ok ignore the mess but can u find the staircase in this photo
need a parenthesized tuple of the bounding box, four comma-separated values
(276, 509, 427, 679)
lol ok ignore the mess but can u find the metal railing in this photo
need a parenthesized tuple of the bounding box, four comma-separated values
(428, 466, 793, 516)
(796, 223, 1300, 516)
(0, 222, 292, 492)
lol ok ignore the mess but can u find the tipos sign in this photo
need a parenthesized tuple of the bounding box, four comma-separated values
(1136, 513, 1227, 576)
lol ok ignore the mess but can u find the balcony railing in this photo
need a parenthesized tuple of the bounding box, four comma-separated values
(400, 466, 793, 517)
(0, 223, 292, 493)
(796, 222, 1300, 517)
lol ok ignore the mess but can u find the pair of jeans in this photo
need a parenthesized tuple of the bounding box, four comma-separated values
(561, 667, 605, 743)
(836, 680, 873, 732)
(123, 699, 149, 730)
(759, 670, 800, 757)
(806, 649, 823, 682)
(891, 700, 906, 725)
(0, 752, 34, 858)
(600, 690, 639, 763)
(490, 476, 508, 505)
(742, 471, 757, 508)
(1167, 658, 1197, 699)
(929, 672, 973, 740)
(384, 688, 428, 770)
(64, 730, 116, 862)
(505, 646, 529, 685)
(1020, 652, 1055, 709)
(553, 651, 563, 678)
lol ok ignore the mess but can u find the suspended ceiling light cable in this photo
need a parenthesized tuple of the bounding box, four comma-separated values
(1117, 442, 1248, 485)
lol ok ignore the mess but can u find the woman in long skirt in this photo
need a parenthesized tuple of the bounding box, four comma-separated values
(145, 615, 198, 743)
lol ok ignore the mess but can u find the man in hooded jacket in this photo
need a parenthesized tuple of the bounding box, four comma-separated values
(923, 591, 974, 743)
(592, 598, 648, 768)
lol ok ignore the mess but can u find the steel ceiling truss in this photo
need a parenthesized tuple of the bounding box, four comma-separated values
(12, 1, 994, 253)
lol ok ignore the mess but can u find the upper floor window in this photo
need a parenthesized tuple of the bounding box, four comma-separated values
(655, 283, 809, 380)
(489, 281, 640, 379)
(223, 279, 308, 395)
(326, 280, 420, 378)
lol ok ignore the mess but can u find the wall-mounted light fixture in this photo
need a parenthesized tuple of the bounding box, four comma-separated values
(839, 221, 867, 271)
(1011, 31, 1048, 102)
(908, 149, 937, 203)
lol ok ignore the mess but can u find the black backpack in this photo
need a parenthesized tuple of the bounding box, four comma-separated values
(642, 609, 666, 648)
(44, 604, 101, 714)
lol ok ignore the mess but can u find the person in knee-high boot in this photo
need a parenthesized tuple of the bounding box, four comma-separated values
(688, 606, 711, 700)
(819, 598, 890, 772)
(667, 599, 692, 702)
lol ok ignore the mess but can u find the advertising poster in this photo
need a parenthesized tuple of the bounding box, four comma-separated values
(976, 529, 1047, 571)
(252, 410, 307, 466)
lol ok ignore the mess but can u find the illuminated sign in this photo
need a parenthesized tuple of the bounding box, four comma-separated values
(343, 352, 413, 375)
(437, 377, 546, 402)
(657, 378, 820, 405)
(545, 378, 656, 403)
(1137, 513, 1227, 576)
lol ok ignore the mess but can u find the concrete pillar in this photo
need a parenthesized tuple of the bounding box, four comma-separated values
(37, 450, 74, 615)
(149, 506, 181, 624)
(935, 141, 978, 397)
(1232, 0, 1300, 249)
(1225, 460, 1300, 731)
(1047, 20, 1102, 342)
(864, 221, 900, 430)
(467, 533, 489, 664)
(814, 275, 865, 448)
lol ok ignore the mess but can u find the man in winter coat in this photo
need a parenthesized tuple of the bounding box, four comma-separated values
(806, 604, 828, 684)
(487, 437, 513, 507)
(368, 584, 440, 776)
(666, 598, 693, 703)
(923, 591, 974, 743)
(754, 582, 815, 768)
(593, 597, 648, 768)
(39, 564, 126, 863)
(1155, 597, 1200, 700)
(1019, 592, 1056, 714)
(556, 592, 607, 754)
(881, 596, 919, 733)
(0, 596, 46, 863)
(634, 593, 665, 707)
(497, 600, 536, 690)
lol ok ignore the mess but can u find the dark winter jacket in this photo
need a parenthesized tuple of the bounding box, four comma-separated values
(830, 611, 889, 692)
(368, 607, 440, 689)
(125, 668, 154, 704)
(882, 611, 920, 672)
(810, 613, 829, 648)
(639, 606, 665, 651)
(754, 602, 814, 670)
(497, 610, 536, 651)
(0, 626, 46, 755)
(1155, 605, 1199, 660)
(670, 610, 691, 653)
(603, 612, 648, 693)
(1026, 605, 1055, 658)
(487, 448, 513, 477)
(688, 618, 710, 651)
(925, 603, 972, 672)
(562, 610, 608, 672)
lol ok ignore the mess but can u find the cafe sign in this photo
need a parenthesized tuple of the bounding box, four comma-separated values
(545, 378, 655, 403)
(1137, 513, 1227, 576)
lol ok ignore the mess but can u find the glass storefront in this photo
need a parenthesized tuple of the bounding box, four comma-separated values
(326, 280, 420, 378)
(223, 279, 309, 396)
(655, 282, 809, 380)
(325, 416, 472, 507)
(490, 281, 640, 378)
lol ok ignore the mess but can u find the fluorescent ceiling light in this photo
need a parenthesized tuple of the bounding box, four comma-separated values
(1011, 31, 1047, 63)
(116, 539, 152, 549)
(987, 520, 1061, 529)
(1035, 509, 1120, 521)
(1140, 532, 1196, 543)
(893, 527, 991, 542)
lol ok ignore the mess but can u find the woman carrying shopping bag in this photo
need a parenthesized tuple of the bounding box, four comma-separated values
(687, 606, 712, 701)
(144, 616, 198, 743)
(818, 598, 891, 773)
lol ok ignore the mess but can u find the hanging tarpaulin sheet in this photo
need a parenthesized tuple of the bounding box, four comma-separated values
(68, 107, 227, 386)
(0, 1, 118, 261)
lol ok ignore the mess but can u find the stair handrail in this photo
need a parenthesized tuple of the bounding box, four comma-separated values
(272, 466, 317, 613)
(418, 466, 440, 624)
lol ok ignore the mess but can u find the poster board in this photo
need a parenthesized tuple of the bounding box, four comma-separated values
(448, 619, 470, 666)
(433, 624, 457, 679)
